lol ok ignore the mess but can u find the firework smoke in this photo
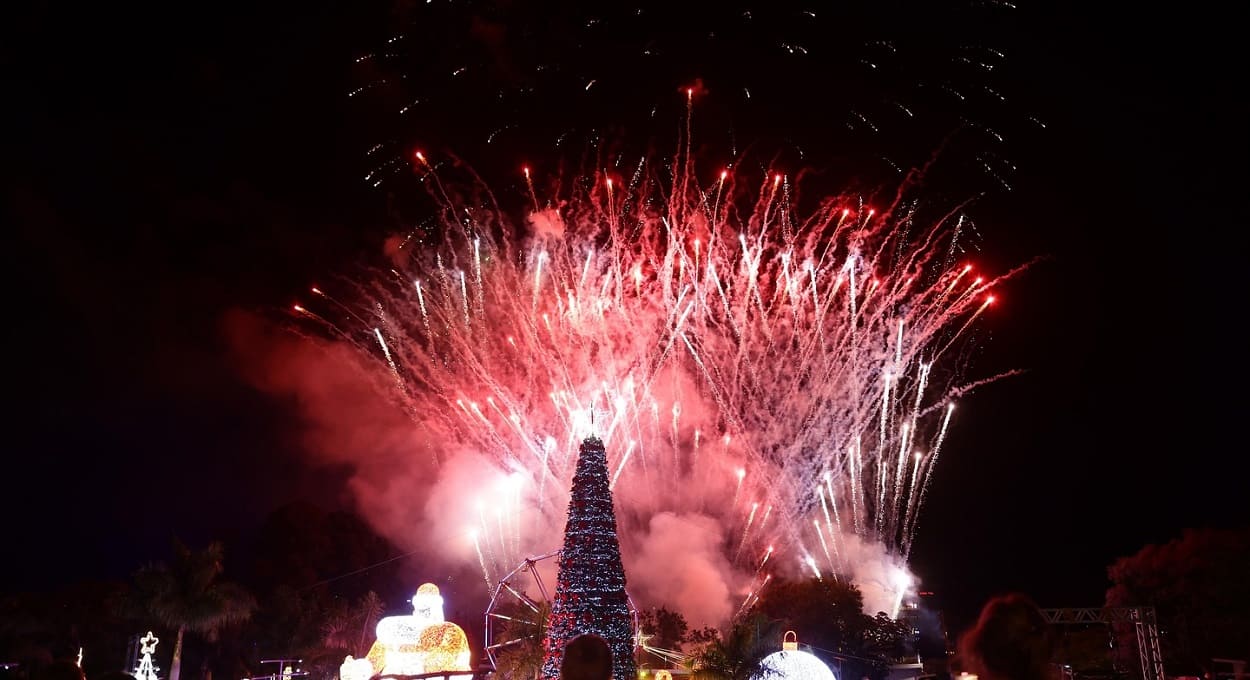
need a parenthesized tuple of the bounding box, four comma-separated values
(239, 108, 1017, 624)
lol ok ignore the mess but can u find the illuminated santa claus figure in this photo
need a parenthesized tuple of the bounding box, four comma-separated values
(340, 583, 471, 680)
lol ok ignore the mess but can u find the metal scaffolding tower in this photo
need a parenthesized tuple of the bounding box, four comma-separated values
(1040, 607, 1166, 680)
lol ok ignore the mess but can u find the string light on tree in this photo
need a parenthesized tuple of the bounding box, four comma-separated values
(540, 437, 636, 680)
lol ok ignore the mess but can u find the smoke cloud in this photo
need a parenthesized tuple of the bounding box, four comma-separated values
(527, 207, 566, 239)
(624, 512, 737, 629)
(837, 532, 914, 617)
(227, 305, 916, 632)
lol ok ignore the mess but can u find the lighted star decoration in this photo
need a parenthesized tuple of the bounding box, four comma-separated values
(140, 632, 159, 655)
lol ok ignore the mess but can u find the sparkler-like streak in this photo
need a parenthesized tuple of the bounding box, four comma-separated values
(470, 530, 491, 589)
(295, 105, 1015, 616)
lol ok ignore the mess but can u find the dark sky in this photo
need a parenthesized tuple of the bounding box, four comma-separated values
(6, 0, 1247, 632)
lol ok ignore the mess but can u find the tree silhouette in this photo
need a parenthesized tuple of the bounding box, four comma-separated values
(750, 577, 907, 680)
(321, 590, 385, 656)
(129, 540, 256, 680)
(1106, 527, 1250, 675)
(690, 613, 782, 680)
(638, 606, 693, 670)
(638, 606, 691, 660)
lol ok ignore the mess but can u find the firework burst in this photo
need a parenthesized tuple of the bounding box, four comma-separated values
(296, 100, 1019, 619)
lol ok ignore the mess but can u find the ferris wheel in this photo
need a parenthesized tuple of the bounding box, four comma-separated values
(483, 551, 558, 675)
(484, 551, 640, 676)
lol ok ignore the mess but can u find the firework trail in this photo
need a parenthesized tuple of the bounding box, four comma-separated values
(296, 103, 1013, 619)
(353, 1, 1024, 197)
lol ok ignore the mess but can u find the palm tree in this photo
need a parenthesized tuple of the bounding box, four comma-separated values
(131, 540, 257, 680)
(321, 590, 385, 656)
(690, 614, 782, 680)
(490, 600, 551, 680)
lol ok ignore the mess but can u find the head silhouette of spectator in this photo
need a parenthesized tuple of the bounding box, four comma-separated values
(35, 661, 84, 680)
(560, 634, 613, 680)
(93, 672, 135, 680)
(957, 593, 1055, 680)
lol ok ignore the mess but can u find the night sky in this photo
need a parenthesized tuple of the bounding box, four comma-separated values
(7, 0, 1247, 633)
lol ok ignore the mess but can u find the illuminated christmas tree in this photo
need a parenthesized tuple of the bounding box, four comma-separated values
(540, 436, 635, 680)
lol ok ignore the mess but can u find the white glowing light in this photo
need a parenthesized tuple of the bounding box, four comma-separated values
(890, 567, 914, 618)
(756, 650, 837, 680)
(134, 631, 160, 680)
(340, 584, 472, 680)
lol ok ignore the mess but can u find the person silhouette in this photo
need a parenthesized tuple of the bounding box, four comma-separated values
(93, 672, 135, 680)
(957, 593, 1055, 680)
(559, 634, 613, 680)
(35, 661, 84, 680)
